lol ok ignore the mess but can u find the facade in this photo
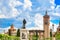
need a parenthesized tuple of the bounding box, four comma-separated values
(29, 30, 44, 40)
(8, 24, 16, 36)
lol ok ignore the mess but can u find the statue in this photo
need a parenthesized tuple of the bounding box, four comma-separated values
(20, 19, 29, 40)
(22, 19, 26, 29)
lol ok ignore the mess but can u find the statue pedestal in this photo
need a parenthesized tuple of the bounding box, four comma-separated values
(52, 37, 56, 40)
(20, 29, 29, 40)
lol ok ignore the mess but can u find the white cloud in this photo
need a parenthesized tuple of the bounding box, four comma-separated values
(50, 22, 58, 32)
(34, 13, 43, 30)
(50, 6, 55, 9)
(0, 14, 7, 18)
(0, 10, 1, 13)
(52, 13, 60, 17)
(9, 0, 23, 8)
(50, 0, 54, 5)
(23, 0, 32, 10)
(0, 7, 20, 18)
(26, 13, 43, 30)
(56, 5, 60, 9)
(10, 8, 20, 17)
(8, 0, 23, 17)
(0, 0, 32, 18)
(0, 0, 23, 18)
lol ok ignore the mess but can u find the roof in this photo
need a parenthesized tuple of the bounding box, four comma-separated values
(29, 30, 44, 32)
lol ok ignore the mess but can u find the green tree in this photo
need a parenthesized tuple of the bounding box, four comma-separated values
(55, 33, 60, 40)
(16, 29, 20, 37)
(0, 34, 20, 40)
(32, 34, 38, 40)
(50, 32, 52, 37)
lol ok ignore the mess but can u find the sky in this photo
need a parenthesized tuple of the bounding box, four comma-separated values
(0, 0, 60, 33)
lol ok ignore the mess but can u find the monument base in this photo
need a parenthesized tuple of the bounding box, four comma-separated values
(20, 29, 29, 40)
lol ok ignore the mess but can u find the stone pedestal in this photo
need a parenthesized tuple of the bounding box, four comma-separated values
(52, 37, 56, 40)
(20, 29, 29, 40)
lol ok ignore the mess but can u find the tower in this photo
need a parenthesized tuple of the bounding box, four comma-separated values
(43, 11, 50, 39)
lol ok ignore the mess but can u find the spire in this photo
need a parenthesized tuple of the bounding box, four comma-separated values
(43, 10, 50, 19)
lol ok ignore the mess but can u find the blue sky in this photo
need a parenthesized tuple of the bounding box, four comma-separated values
(0, 0, 60, 33)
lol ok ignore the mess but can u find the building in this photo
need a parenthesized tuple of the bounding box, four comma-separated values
(57, 20, 60, 33)
(29, 11, 50, 40)
(43, 11, 50, 39)
(8, 24, 17, 36)
(29, 30, 44, 40)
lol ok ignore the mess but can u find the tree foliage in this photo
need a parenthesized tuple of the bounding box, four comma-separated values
(55, 33, 60, 39)
(16, 29, 20, 37)
(0, 34, 20, 40)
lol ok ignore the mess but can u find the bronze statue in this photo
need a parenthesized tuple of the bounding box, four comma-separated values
(22, 19, 26, 29)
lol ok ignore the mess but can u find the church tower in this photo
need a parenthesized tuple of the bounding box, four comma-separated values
(43, 11, 50, 39)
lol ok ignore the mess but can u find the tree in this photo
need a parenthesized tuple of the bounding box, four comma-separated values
(16, 29, 20, 37)
(0, 34, 20, 40)
(50, 32, 52, 37)
(8, 29, 11, 36)
(32, 34, 39, 40)
(55, 33, 60, 39)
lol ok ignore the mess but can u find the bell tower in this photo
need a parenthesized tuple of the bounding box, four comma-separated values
(43, 11, 50, 39)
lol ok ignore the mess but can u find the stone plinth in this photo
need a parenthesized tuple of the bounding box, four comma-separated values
(20, 29, 29, 40)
